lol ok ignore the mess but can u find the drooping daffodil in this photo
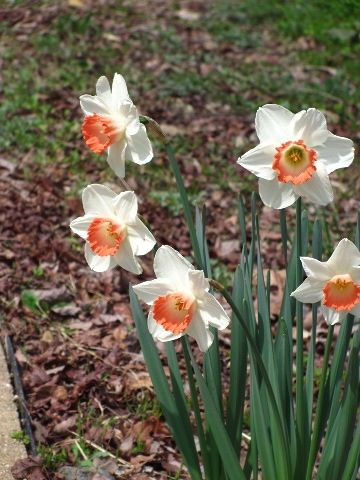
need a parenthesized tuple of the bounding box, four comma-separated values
(132, 245, 230, 352)
(70, 184, 156, 274)
(80, 73, 153, 178)
(291, 238, 360, 325)
(237, 104, 354, 209)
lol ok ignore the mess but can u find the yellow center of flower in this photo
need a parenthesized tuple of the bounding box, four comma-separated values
(82, 113, 125, 154)
(87, 217, 127, 256)
(152, 291, 196, 334)
(273, 140, 317, 184)
(322, 273, 360, 311)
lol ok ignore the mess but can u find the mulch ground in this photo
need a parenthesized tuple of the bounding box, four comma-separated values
(1, 2, 359, 480)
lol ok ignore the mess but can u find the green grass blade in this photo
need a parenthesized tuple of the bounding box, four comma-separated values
(225, 266, 248, 454)
(195, 205, 223, 417)
(316, 329, 359, 479)
(305, 219, 322, 433)
(325, 315, 355, 430)
(237, 194, 247, 246)
(181, 338, 212, 480)
(280, 208, 289, 268)
(295, 199, 309, 479)
(243, 439, 258, 480)
(305, 325, 334, 480)
(165, 141, 203, 270)
(250, 365, 277, 480)
(194, 206, 224, 477)
(186, 341, 247, 480)
(274, 319, 293, 434)
(130, 287, 202, 480)
(341, 420, 360, 480)
(216, 288, 292, 478)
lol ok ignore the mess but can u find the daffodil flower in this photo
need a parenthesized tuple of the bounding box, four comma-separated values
(291, 238, 360, 325)
(80, 73, 153, 178)
(70, 184, 156, 274)
(238, 104, 354, 209)
(132, 245, 230, 352)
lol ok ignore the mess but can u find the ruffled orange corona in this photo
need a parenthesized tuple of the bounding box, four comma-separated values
(87, 217, 126, 256)
(322, 274, 360, 311)
(152, 291, 197, 334)
(273, 140, 317, 184)
(82, 114, 125, 154)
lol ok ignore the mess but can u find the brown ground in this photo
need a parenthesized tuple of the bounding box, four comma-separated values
(1, 1, 359, 480)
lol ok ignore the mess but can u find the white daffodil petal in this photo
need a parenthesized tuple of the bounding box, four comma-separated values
(320, 304, 347, 325)
(316, 132, 354, 174)
(187, 270, 210, 297)
(114, 238, 142, 274)
(348, 266, 360, 284)
(79, 94, 110, 117)
(238, 143, 277, 180)
(112, 73, 131, 106)
(133, 280, 175, 305)
(290, 108, 328, 146)
(82, 184, 116, 215)
(69, 214, 95, 240)
(125, 126, 153, 165)
(148, 313, 183, 342)
(153, 246, 194, 290)
(255, 104, 294, 144)
(185, 311, 214, 352)
(293, 162, 333, 206)
(95, 76, 112, 104)
(350, 301, 360, 318)
(197, 294, 230, 330)
(113, 191, 137, 223)
(127, 219, 156, 255)
(107, 140, 126, 178)
(120, 102, 140, 135)
(327, 238, 360, 272)
(300, 257, 332, 281)
(258, 177, 298, 209)
(291, 277, 324, 303)
(84, 243, 116, 272)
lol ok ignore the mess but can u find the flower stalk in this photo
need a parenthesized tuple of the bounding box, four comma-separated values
(71, 73, 359, 479)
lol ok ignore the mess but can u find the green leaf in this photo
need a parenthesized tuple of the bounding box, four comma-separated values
(317, 329, 360, 479)
(226, 266, 248, 454)
(181, 339, 212, 480)
(20, 290, 43, 316)
(186, 342, 247, 480)
(250, 365, 277, 480)
(130, 287, 202, 480)
(341, 420, 360, 480)
(165, 142, 202, 270)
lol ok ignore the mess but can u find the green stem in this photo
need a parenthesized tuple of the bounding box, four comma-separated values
(165, 142, 203, 269)
(305, 325, 334, 480)
(141, 116, 202, 268)
(181, 337, 212, 480)
(295, 197, 306, 478)
(209, 279, 292, 478)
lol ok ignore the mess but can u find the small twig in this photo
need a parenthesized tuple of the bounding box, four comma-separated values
(74, 439, 88, 461)
(70, 431, 129, 465)
(59, 327, 122, 370)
